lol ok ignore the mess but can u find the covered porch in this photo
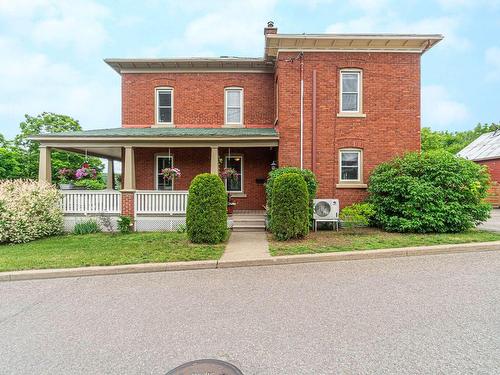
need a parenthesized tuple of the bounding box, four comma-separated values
(33, 128, 278, 231)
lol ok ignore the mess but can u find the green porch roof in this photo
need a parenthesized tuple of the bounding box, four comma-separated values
(35, 127, 278, 138)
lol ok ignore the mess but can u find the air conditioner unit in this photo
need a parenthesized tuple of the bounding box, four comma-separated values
(313, 199, 339, 221)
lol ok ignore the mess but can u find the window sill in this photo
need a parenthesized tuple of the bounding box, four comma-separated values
(152, 123, 175, 128)
(222, 124, 244, 128)
(229, 192, 247, 198)
(336, 183, 368, 189)
(336, 113, 366, 118)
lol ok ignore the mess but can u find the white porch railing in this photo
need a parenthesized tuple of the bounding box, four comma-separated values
(60, 190, 121, 214)
(135, 190, 188, 215)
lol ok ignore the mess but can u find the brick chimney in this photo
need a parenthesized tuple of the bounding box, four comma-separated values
(264, 21, 277, 35)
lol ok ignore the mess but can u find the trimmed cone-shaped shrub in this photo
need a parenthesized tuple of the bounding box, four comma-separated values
(368, 150, 491, 233)
(0, 179, 63, 243)
(266, 167, 317, 229)
(186, 173, 227, 244)
(270, 173, 309, 240)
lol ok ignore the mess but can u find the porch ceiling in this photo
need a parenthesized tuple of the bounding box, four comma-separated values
(30, 127, 279, 150)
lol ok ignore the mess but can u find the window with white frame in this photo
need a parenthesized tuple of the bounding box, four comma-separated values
(156, 88, 173, 124)
(225, 155, 243, 192)
(340, 70, 361, 113)
(339, 149, 362, 182)
(225, 88, 243, 126)
(155, 155, 173, 190)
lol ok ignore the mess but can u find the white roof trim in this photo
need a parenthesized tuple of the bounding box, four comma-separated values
(265, 33, 443, 58)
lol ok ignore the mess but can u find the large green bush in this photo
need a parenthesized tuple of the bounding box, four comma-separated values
(186, 173, 227, 244)
(266, 167, 317, 229)
(270, 173, 309, 240)
(340, 202, 376, 228)
(0, 179, 63, 243)
(368, 151, 491, 233)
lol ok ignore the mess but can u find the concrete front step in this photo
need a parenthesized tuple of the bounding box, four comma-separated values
(233, 227, 266, 232)
(232, 215, 266, 221)
(231, 214, 266, 232)
(232, 219, 265, 226)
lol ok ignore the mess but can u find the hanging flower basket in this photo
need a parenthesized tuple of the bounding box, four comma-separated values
(57, 168, 75, 189)
(161, 167, 181, 181)
(75, 163, 98, 180)
(220, 167, 239, 182)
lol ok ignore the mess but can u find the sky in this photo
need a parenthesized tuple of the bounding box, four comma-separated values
(0, 0, 499, 139)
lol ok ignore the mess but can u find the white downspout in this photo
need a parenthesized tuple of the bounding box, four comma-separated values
(300, 52, 304, 170)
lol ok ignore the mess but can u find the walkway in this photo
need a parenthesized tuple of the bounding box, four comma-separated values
(220, 231, 270, 261)
(479, 208, 500, 232)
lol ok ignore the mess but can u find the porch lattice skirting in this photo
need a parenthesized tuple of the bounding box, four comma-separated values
(134, 191, 188, 231)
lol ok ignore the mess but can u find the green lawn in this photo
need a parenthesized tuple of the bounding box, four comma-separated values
(269, 227, 500, 256)
(0, 232, 225, 272)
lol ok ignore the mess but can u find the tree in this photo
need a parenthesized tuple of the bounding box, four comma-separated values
(421, 123, 499, 154)
(13, 112, 103, 181)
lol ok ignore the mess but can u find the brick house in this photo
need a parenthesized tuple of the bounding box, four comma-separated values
(458, 130, 500, 207)
(34, 23, 442, 230)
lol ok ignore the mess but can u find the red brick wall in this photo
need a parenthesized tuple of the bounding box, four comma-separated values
(132, 147, 275, 210)
(121, 191, 135, 219)
(276, 52, 421, 208)
(479, 159, 500, 183)
(219, 147, 275, 210)
(134, 147, 211, 191)
(122, 73, 275, 128)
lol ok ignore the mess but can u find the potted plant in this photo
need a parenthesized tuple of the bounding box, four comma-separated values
(220, 167, 239, 182)
(73, 163, 105, 190)
(57, 168, 75, 190)
(161, 167, 181, 182)
(227, 193, 236, 215)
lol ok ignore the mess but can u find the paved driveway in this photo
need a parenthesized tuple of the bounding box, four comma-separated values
(479, 208, 500, 232)
(1, 252, 499, 374)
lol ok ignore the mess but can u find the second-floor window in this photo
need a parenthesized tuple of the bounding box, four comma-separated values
(340, 70, 361, 113)
(225, 87, 243, 126)
(156, 88, 173, 125)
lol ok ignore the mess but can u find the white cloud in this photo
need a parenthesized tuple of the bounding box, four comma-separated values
(437, 0, 500, 9)
(326, 14, 468, 51)
(0, 0, 110, 55)
(148, 0, 278, 57)
(0, 36, 119, 136)
(421, 85, 469, 129)
(485, 46, 500, 80)
(0, 0, 118, 138)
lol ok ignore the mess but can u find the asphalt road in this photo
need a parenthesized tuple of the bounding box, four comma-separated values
(1, 252, 499, 374)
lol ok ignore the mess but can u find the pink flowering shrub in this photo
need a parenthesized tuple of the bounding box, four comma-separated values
(0, 180, 63, 243)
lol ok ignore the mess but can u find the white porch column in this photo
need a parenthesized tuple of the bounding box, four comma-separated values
(106, 159, 114, 190)
(123, 146, 136, 190)
(38, 146, 52, 183)
(210, 146, 219, 175)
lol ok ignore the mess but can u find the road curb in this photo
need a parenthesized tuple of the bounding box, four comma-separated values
(218, 241, 500, 268)
(0, 260, 218, 282)
(1, 241, 500, 282)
